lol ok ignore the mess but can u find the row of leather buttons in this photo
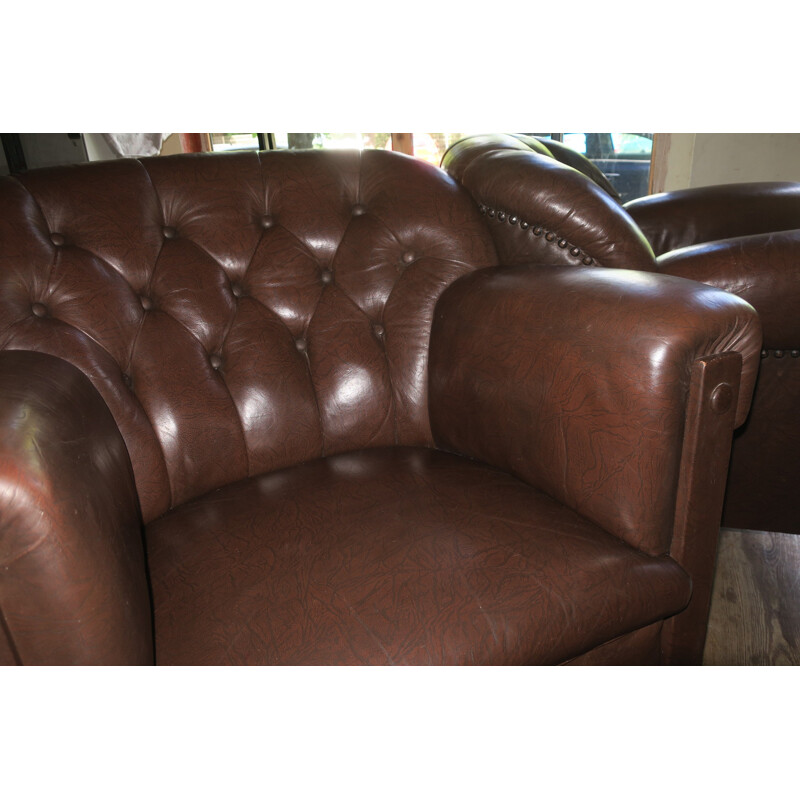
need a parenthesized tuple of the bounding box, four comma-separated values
(47, 202, 377, 247)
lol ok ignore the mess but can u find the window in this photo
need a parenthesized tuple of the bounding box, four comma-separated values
(209, 133, 261, 152)
(220, 133, 472, 167)
(206, 133, 653, 200)
(544, 133, 654, 202)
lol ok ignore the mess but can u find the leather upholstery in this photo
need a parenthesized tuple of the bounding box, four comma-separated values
(430, 265, 760, 553)
(0, 351, 151, 665)
(0, 150, 495, 523)
(442, 134, 798, 534)
(626, 182, 800, 256)
(146, 447, 690, 665)
(0, 148, 761, 664)
(442, 141, 655, 271)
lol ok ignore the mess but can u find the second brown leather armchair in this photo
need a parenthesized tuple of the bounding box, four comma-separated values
(442, 134, 800, 534)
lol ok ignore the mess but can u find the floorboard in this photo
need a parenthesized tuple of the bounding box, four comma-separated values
(703, 528, 800, 665)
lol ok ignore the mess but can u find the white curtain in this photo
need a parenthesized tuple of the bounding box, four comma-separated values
(101, 133, 170, 157)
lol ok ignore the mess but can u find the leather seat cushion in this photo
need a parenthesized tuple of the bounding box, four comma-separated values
(145, 447, 691, 665)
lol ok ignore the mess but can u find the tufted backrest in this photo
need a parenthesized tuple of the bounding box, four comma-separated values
(0, 149, 497, 522)
(441, 136, 656, 272)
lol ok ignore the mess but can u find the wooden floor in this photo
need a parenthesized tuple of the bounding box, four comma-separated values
(703, 528, 800, 665)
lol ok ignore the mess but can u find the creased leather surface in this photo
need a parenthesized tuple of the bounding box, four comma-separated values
(0, 351, 151, 665)
(429, 266, 761, 553)
(656, 230, 800, 348)
(0, 147, 758, 664)
(446, 148, 656, 270)
(146, 447, 690, 665)
(625, 182, 800, 256)
(0, 150, 496, 522)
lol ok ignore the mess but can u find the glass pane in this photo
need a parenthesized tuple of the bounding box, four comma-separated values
(270, 133, 473, 168)
(272, 133, 392, 150)
(210, 133, 259, 152)
(563, 132, 653, 202)
(610, 133, 653, 158)
(562, 133, 587, 154)
(410, 133, 471, 166)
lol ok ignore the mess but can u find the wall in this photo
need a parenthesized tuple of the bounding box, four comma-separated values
(0, 134, 87, 173)
(18, 134, 88, 169)
(652, 133, 800, 193)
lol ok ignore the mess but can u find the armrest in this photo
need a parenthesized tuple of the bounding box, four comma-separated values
(0, 350, 152, 664)
(429, 266, 761, 555)
(444, 146, 657, 271)
(625, 182, 800, 256)
(656, 230, 800, 349)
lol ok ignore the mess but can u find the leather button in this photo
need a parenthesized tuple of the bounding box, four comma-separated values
(320, 269, 334, 285)
(162, 226, 177, 239)
(31, 302, 48, 318)
(295, 338, 307, 352)
(140, 296, 154, 311)
(261, 215, 275, 229)
(121, 372, 133, 388)
(710, 383, 734, 414)
(231, 282, 245, 298)
(373, 324, 385, 338)
(50, 233, 65, 247)
(209, 353, 223, 370)
(352, 204, 366, 216)
(402, 251, 415, 264)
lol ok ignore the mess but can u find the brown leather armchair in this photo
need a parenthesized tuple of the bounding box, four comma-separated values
(0, 149, 759, 665)
(442, 133, 800, 534)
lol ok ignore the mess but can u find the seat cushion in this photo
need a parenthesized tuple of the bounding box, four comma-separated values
(145, 447, 690, 665)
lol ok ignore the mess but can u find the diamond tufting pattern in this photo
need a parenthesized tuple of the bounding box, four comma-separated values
(0, 149, 497, 522)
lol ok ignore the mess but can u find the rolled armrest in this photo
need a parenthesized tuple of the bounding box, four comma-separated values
(625, 182, 800, 256)
(444, 147, 656, 271)
(656, 230, 800, 349)
(0, 350, 152, 664)
(429, 266, 761, 554)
